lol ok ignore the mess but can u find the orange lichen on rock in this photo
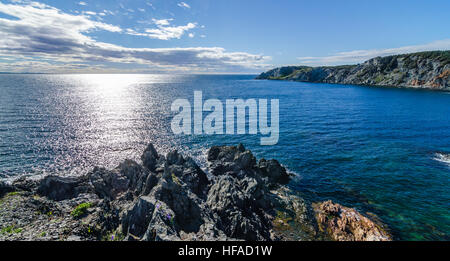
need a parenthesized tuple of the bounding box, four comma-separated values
(313, 200, 392, 241)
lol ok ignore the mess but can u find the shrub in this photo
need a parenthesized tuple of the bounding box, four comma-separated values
(71, 202, 93, 219)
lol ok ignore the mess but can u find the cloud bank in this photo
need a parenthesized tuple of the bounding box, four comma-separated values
(0, 1, 270, 73)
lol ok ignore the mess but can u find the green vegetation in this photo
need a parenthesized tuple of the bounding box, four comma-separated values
(6, 191, 20, 197)
(1, 225, 23, 235)
(40, 231, 47, 237)
(70, 202, 93, 219)
(171, 173, 181, 186)
(404, 50, 450, 65)
(273, 211, 293, 231)
(374, 75, 385, 84)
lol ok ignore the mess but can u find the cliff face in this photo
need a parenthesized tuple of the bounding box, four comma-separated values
(256, 51, 450, 91)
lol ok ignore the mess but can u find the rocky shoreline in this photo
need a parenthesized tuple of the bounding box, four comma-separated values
(0, 144, 391, 241)
(256, 51, 449, 91)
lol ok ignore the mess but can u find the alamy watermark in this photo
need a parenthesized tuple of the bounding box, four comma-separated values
(171, 91, 279, 145)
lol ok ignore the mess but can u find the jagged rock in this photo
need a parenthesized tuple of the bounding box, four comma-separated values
(141, 143, 159, 171)
(206, 175, 271, 240)
(12, 177, 38, 192)
(122, 196, 155, 239)
(208, 145, 258, 177)
(0, 181, 15, 197)
(165, 153, 209, 197)
(149, 177, 203, 233)
(118, 160, 149, 195)
(37, 175, 91, 201)
(142, 173, 159, 195)
(258, 159, 290, 185)
(314, 200, 392, 241)
(143, 201, 179, 241)
(88, 167, 129, 199)
(1, 143, 394, 242)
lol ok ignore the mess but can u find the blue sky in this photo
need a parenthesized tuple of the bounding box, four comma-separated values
(0, 0, 449, 73)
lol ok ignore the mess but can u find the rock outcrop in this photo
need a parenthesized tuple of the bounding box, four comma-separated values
(313, 201, 392, 241)
(256, 51, 450, 91)
(0, 144, 391, 241)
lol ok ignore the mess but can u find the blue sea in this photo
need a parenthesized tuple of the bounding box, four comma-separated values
(0, 74, 449, 240)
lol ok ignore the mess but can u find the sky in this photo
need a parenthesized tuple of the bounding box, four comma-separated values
(0, 0, 449, 73)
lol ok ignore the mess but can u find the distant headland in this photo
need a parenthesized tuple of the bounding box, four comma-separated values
(256, 51, 450, 91)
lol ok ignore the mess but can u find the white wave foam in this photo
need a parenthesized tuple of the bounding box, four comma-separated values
(434, 153, 450, 167)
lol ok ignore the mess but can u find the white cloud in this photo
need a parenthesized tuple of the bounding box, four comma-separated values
(152, 18, 173, 26)
(0, 1, 270, 73)
(297, 39, 450, 66)
(144, 22, 197, 40)
(78, 1, 87, 6)
(177, 2, 190, 9)
(84, 11, 97, 16)
(188, 33, 194, 38)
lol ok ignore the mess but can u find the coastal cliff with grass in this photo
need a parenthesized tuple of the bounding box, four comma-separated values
(256, 51, 450, 91)
(0, 144, 391, 241)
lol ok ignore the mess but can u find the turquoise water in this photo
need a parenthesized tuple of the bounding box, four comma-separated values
(0, 74, 449, 240)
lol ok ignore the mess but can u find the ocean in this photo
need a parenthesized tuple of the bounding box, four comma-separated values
(0, 74, 449, 240)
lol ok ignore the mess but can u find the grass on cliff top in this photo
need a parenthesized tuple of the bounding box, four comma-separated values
(71, 202, 93, 219)
(403, 50, 450, 65)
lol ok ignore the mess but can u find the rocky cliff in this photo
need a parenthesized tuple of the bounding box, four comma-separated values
(256, 51, 450, 91)
(0, 144, 391, 241)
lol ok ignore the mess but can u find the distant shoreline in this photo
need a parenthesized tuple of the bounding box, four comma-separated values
(256, 50, 450, 91)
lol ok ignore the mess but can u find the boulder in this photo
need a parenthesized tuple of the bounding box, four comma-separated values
(37, 175, 91, 201)
(258, 159, 290, 185)
(314, 200, 392, 241)
(88, 167, 129, 199)
(0, 181, 15, 197)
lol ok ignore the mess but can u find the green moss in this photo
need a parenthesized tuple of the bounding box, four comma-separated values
(374, 75, 384, 83)
(6, 191, 20, 197)
(1, 225, 22, 235)
(273, 211, 293, 231)
(171, 173, 181, 186)
(70, 202, 93, 219)
(40, 231, 47, 237)
(1, 225, 14, 234)
(13, 228, 23, 233)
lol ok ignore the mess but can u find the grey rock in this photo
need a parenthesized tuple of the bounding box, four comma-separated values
(141, 143, 159, 171)
(258, 159, 290, 186)
(0, 181, 15, 197)
(118, 159, 149, 195)
(0, 143, 392, 242)
(88, 167, 129, 199)
(122, 196, 155, 239)
(143, 201, 179, 241)
(149, 178, 203, 233)
(12, 177, 37, 192)
(37, 175, 90, 201)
